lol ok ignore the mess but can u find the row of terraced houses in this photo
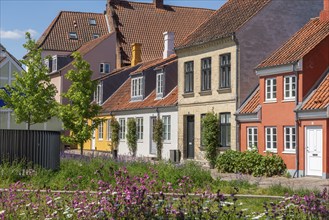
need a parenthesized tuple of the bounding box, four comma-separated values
(1, 0, 328, 178)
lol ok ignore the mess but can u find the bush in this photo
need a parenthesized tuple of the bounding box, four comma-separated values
(216, 150, 286, 177)
(202, 112, 220, 167)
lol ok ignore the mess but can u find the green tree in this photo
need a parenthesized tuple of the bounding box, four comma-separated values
(126, 118, 137, 157)
(153, 118, 163, 160)
(202, 112, 220, 168)
(110, 117, 120, 151)
(59, 52, 102, 155)
(0, 32, 57, 130)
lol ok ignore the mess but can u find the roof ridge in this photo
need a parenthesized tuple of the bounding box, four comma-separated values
(59, 10, 103, 15)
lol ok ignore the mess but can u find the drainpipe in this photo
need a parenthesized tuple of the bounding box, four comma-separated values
(293, 62, 300, 178)
(232, 33, 240, 151)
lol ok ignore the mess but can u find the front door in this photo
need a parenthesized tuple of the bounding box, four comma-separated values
(150, 117, 157, 155)
(305, 126, 323, 177)
(91, 130, 96, 150)
(186, 115, 195, 159)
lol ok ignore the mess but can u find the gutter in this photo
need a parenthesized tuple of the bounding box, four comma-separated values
(293, 62, 300, 178)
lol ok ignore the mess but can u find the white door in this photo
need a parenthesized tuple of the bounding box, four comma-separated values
(150, 117, 157, 155)
(91, 130, 96, 150)
(305, 126, 323, 177)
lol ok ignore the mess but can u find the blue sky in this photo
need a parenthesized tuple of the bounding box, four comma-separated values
(0, 0, 225, 60)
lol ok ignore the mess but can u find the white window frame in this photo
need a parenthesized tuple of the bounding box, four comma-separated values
(156, 71, 164, 99)
(93, 33, 100, 39)
(162, 116, 171, 141)
(107, 119, 112, 140)
(265, 127, 277, 152)
(94, 81, 103, 105)
(52, 55, 57, 72)
(247, 127, 258, 150)
(98, 122, 103, 140)
(131, 77, 143, 100)
(284, 75, 296, 100)
(100, 63, 110, 74)
(89, 18, 96, 25)
(136, 117, 143, 140)
(265, 78, 277, 101)
(284, 126, 296, 152)
(119, 118, 126, 140)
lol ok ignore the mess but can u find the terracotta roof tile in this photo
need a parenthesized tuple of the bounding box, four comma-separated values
(258, 18, 329, 69)
(102, 78, 177, 112)
(109, 1, 214, 63)
(130, 55, 177, 75)
(37, 11, 109, 52)
(178, 0, 271, 49)
(301, 71, 329, 110)
(239, 87, 260, 114)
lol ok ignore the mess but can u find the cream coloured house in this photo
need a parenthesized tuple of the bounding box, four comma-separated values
(175, 0, 323, 160)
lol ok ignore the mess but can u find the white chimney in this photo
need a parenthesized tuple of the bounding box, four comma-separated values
(163, 32, 175, 59)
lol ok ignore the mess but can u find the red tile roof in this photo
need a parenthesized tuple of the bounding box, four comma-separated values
(102, 78, 177, 112)
(238, 87, 260, 114)
(130, 55, 177, 75)
(108, 0, 214, 64)
(301, 71, 329, 110)
(177, 0, 271, 49)
(37, 11, 109, 52)
(258, 18, 329, 69)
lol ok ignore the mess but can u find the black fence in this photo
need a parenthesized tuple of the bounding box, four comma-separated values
(0, 129, 60, 170)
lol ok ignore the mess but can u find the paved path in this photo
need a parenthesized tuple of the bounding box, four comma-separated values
(211, 170, 329, 191)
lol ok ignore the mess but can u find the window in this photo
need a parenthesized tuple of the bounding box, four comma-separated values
(52, 55, 57, 72)
(265, 78, 277, 101)
(247, 127, 258, 149)
(131, 77, 143, 99)
(220, 113, 231, 147)
(156, 71, 164, 98)
(107, 119, 112, 140)
(220, 54, 231, 88)
(284, 75, 296, 100)
(284, 126, 296, 151)
(44, 58, 52, 73)
(98, 122, 103, 140)
(94, 82, 103, 105)
(89, 18, 96, 25)
(200, 114, 206, 146)
(265, 127, 277, 151)
(184, 61, 194, 93)
(162, 116, 171, 141)
(69, 32, 78, 40)
(100, 63, 110, 74)
(119, 118, 125, 140)
(136, 117, 143, 140)
(201, 58, 211, 91)
(93, 33, 100, 39)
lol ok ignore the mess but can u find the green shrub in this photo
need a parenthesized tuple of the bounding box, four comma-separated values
(216, 150, 286, 177)
(202, 112, 220, 167)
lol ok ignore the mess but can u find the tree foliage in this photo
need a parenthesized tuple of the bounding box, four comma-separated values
(110, 117, 120, 151)
(126, 118, 137, 157)
(153, 118, 164, 160)
(0, 32, 57, 130)
(202, 112, 220, 167)
(59, 52, 102, 155)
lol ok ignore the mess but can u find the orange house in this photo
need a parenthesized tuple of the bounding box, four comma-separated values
(236, 2, 329, 178)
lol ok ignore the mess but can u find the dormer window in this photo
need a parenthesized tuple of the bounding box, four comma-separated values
(131, 76, 143, 101)
(89, 18, 96, 25)
(93, 33, 100, 39)
(156, 71, 164, 99)
(52, 55, 57, 72)
(94, 81, 103, 105)
(69, 32, 78, 40)
(100, 63, 110, 74)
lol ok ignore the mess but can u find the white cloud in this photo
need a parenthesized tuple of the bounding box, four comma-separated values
(0, 29, 38, 40)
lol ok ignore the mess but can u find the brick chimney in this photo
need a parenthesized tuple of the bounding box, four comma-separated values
(320, 0, 329, 21)
(163, 32, 175, 59)
(131, 43, 142, 66)
(153, 0, 163, 8)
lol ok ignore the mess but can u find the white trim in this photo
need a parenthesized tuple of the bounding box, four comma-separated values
(282, 151, 296, 154)
(247, 127, 258, 150)
(284, 126, 296, 151)
(284, 75, 296, 100)
(265, 78, 277, 102)
(297, 110, 328, 119)
(256, 64, 293, 76)
(265, 127, 277, 151)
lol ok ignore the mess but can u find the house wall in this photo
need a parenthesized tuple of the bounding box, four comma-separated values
(109, 108, 178, 159)
(299, 119, 328, 178)
(177, 40, 237, 160)
(237, 0, 323, 105)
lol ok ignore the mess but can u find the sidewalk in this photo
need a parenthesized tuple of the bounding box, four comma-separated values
(211, 170, 329, 191)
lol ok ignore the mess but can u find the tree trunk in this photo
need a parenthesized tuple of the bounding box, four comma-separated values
(80, 142, 84, 155)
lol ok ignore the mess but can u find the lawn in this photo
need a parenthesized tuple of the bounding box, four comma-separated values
(0, 154, 327, 219)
